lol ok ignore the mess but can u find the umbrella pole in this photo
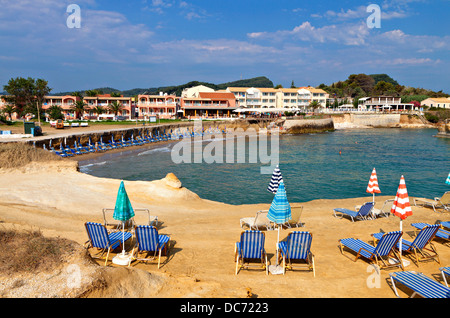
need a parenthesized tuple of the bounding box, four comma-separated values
(122, 221, 126, 255)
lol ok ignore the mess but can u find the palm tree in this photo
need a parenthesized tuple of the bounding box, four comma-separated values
(93, 105, 105, 119)
(108, 101, 123, 117)
(71, 100, 87, 119)
(1, 104, 14, 120)
(309, 101, 321, 112)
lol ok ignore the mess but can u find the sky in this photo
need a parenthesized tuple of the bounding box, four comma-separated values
(0, 0, 449, 93)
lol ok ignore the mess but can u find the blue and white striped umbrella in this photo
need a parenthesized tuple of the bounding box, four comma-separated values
(268, 181, 291, 224)
(446, 172, 450, 185)
(267, 165, 283, 194)
(268, 181, 291, 263)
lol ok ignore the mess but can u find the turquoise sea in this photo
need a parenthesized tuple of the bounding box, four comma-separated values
(79, 128, 450, 205)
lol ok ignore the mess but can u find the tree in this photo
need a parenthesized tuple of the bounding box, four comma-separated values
(309, 100, 321, 112)
(3, 77, 35, 117)
(93, 105, 105, 119)
(48, 105, 64, 120)
(34, 78, 52, 126)
(1, 104, 14, 120)
(274, 84, 283, 89)
(110, 91, 122, 97)
(71, 100, 87, 119)
(290, 80, 296, 88)
(108, 101, 123, 117)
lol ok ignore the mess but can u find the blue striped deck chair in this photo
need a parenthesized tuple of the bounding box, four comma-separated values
(129, 225, 170, 268)
(339, 231, 403, 270)
(84, 222, 132, 266)
(333, 202, 374, 222)
(277, 231, 315, 276)
(372, 224, 440, 266)
(441, 221, 450, 230)
(390, 271, 450, 298)
(440, 267, 450, 287)
(412, 222, 450, 244)
(235, 230, 268, 275)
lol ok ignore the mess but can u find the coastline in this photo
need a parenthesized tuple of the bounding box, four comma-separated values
(0, 157, 449, 298)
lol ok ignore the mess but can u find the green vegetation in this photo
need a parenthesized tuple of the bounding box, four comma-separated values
(54, 76, 274, 97)
(318, 73, 449, 105)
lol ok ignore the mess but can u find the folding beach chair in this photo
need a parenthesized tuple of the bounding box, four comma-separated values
(389, 271, 450, 298)
(84, 222, 132, 266)
(129, 225, 170, 268)
(285, 206, 304, 228)
(278, 231, 315, 276)
(372, 224, 440, 266)
(235, 230, 268, 275)
(333, 202, 374, 222)
(411, 222, 450, 245)
(240, 210, 273, 231)
(413, 191, 450, 213)
(440, 267, 450, 287)
(339, 231, 403, 270)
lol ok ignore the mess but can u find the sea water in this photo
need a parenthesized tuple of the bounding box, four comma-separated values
(79, 128, 449, 205)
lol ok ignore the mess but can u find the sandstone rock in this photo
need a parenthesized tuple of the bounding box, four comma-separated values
(163, 173, 182, 188)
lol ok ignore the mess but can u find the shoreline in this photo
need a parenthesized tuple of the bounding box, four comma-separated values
(0, 158, 449, 298)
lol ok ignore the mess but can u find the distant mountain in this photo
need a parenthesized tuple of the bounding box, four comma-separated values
(52, 76, 274, 97)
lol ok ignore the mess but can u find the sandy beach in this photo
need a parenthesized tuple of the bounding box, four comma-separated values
(0, 150, 449, 299)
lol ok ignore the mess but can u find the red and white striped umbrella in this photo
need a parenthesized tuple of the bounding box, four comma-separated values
(366, 168, 381, 203)
(390, 175, 412, 265)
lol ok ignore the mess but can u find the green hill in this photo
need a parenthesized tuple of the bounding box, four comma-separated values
(53, 76, 274, 97)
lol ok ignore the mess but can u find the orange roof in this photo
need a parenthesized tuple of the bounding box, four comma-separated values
(198, 92, 236, 100)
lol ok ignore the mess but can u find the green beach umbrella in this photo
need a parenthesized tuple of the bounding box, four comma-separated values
(113, 181, 135, 264)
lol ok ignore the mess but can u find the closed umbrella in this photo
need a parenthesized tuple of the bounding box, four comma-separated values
(446, 172, 450, 185)
(267, 181, 291, 271)
(390, 175, 412, 267)
(267, 165, 283, 194)
(112, 180, 135, 265)
(366, 167, 381, 204)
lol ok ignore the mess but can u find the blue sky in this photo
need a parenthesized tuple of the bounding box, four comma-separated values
(0, 0, 448, 93)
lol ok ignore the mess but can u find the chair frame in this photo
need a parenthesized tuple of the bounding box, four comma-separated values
(235, 230, 268, 275)
(372, 224, 440, 266)
(285, 206, 304, 228)
(440, 267, 450, 287)
(413, 191, 450, 213)
(84, 222, 132, 266)
(239, 210, 273, 231)
(339, 231, 404, 270)
(129, 225, 170, 268)
(333, 202, 374, 222)
(278, 231, 315, 276)
(390, 271, 450, 298)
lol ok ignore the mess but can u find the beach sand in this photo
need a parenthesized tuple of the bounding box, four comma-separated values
(0, 153, 449, 299)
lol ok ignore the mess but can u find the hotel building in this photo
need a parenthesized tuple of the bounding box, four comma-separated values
(136, 93, 178, 119)
(421, 97, 450, 109)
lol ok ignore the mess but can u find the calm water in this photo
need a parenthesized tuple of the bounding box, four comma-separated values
(79, 128, 450, 205)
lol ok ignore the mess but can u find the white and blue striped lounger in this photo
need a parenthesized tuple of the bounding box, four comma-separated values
(278, 231, 315, 276)
(372, 223, 440, 266)
(235, 230, 268, 275)
(130, 225, 170, 268)
(440, 267, 450, 287)
(339, 231, 403, 270)
(390, 271, 450, 298)
(333, 202, 374, 222)
(412, 222, 450, 243)
(85, 222, 133, 266)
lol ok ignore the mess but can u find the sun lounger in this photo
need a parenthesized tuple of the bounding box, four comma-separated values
(414, 191, 450, 212)
(372, 223, 440, 266)
(102, 208, 158, 230)
(339, 230, 403, 270)
(333, 201, 374, 222)
(278, 231, 315, 276)
(411, 222, 450, 244)
(129, 225, 170, 268)
(441, 267, 450, 287)
(441, 221, 450, 230)
(240, 210, 273, 230)
(285, 206, 304, 228)
(84, 222, 132, 266)
(389, 271, 450, 298)
(235, 230, 268, 275)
